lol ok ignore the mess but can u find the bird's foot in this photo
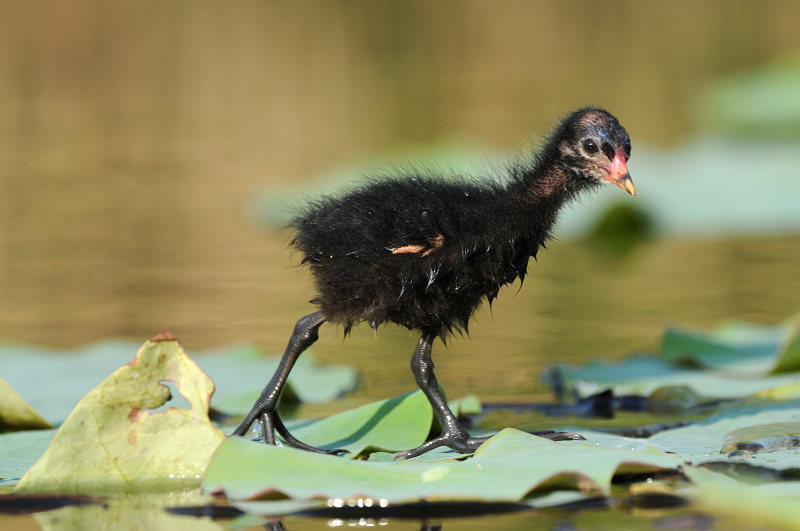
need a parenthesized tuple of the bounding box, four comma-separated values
(231, 406, 348, 456)
(394, 429, 585, 459)
(530, 429, 585, 441)
(395, 431, 491, 460)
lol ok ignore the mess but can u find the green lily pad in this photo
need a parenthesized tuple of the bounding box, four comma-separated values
(0, 340, 356, 424)
(774, 320, 800, 374)
(647, 402, 800, 470)
(544, 356, 800, 400)
(14, 333, 225, 495)
(0, 376, 52, 432)
(449, 394, 482, 417)
(267, 390, 484, 460)
(205, 427, 682, 503)
(660, 316, 800, 374)
(546, 316, 800, 400)
(703, 53, 800, 138)
(283, 390, 433, 456)
(721, 422, 800, 455)
(0, 339, 143, 424)
(0, 429, 57, 481)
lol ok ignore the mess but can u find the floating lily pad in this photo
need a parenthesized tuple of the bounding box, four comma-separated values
(205, 428, 682, 503)
(720, 422, 800, 455)
(647, 402, 800, 470)
(702, 53, 800, 138)
(0, 339, 142, 425)
(544, 356, 800, 401)
(282, 390, 433, 456)
(0, 376, 52, 432)
(545, 317, 800, 402)
(0, 429, 58, 481)
(448, 394, 482, 417)
(14, 333, 225, 495)
(238, 390, 482, 460)
(0, 340, 356, 424)
(661, 316, 800, 374)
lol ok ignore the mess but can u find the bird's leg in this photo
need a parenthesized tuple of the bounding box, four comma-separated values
(396, 332, 492, 459)
(231, 311, 346, 455)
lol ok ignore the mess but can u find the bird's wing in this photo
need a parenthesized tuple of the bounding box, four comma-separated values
(386, 232, 445, 257)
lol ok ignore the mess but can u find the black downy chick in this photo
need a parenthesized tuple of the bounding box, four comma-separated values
(233, 107, 635, 458)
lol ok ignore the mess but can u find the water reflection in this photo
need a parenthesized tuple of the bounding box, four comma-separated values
(216, 492, 684, 530)
(1, 1, 800, 352)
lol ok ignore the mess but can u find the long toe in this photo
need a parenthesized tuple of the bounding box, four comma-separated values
(395, 438, 447, 460)
(465, 435, 493, 447)
(531, 430, 585, 441)
(396, 432, 490, 460)
(279, 437, 349, 456)
(272, 413, 350, 455)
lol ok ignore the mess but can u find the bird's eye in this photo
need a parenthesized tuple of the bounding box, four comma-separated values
(582, 138, 599, 155)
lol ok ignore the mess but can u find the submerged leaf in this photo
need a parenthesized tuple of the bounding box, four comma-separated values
(14, 333, 225, 495)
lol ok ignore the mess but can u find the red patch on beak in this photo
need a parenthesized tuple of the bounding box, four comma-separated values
(604, 151, 635, 195)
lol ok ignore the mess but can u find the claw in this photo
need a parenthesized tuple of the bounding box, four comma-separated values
(394, 432, 492, 460)
(271, 412, 348, 454)
(531, 430, 585, 441)
(232, 404, 347, 455)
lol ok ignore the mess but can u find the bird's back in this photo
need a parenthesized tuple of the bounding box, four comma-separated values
(291, 175, 543, 335)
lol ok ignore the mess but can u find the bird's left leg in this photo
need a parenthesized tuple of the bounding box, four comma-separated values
(396, 331, 492, 459)
(231, 311, 346, 455)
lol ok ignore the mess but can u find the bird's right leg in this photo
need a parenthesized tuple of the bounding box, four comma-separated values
(396, 332, 584, 459)
(396, 331, 491, 459)
(231, 311, 346, 455)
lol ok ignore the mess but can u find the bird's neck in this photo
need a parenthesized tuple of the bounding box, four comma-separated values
(503, 161, 592, 246)
(524, 165, 574, 204)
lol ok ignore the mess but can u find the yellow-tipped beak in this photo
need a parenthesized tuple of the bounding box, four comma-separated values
(604, 151, 636, 196)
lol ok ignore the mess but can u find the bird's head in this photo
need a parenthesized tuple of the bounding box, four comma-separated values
(556, 107, 635, 196)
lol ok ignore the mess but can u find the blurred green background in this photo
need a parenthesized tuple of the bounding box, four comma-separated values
(1, 0, 799, 403)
